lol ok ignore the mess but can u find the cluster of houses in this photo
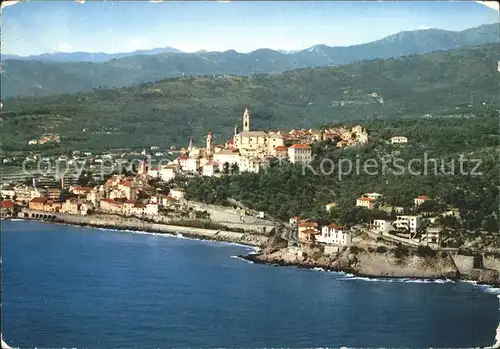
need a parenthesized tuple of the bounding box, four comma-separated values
(145, 108, 371, 179)
(289, 217, 353, 247)
(355, 193, 456, 249)
(28, 133, 61, 146)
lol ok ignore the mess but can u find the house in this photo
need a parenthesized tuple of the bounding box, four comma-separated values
(99, 198, 124, 214)
(273, 145, 288, 159)
(29, 197, 48, 211)
(373, 219, 395, 234)
(0, 200, 15, 217)
(297, 222, 319, 243)
(145, 203, 159, 216)
(61, 198, 91, 215)
(239, 156, 263, 173)
(185, 156, 201, 173)
(150, 194, 171, 207)
(289, 216, 299, 227)
(202, 161, 218, 177)
(390, 136, 408, 144)
(0, 188, 16, 199)
(442, 208, 461, 219)
(159, 165, 178, 182)
(123, 200, 137, 215)
(414, 195, 430, 207)
(394, 215, 423, 233)
(213, 149, 241, 171)
(71, 186, 93, 196)
(299, 228, 319, 244)
(356, 197, 376, 210)
(61, 198, 80, 214)
(147, 167, 160, 178)
(287, 144, 312, 164)
(317, 224, 352, 245)
(169, 189, 185, 200)
(363, 192, 383, 200)
(46, 188, 61, 200)
(325, 202, 337, 212)
(42, 200, 62, 212)
(423, 227, 442, 249)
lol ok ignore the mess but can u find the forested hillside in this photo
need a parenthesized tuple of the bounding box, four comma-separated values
(1, 43, 499, 151)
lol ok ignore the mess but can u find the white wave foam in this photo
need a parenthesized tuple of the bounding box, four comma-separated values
(230, 255, 254, 264)
(484, 295, 500, 349)
(338, 275, 455, 284)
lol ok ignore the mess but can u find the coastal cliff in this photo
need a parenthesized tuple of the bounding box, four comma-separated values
(242, 235, 500, 285)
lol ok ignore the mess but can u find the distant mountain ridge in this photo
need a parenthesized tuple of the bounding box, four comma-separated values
(1, 23, 498, 98)
(1, 46, 184, 63)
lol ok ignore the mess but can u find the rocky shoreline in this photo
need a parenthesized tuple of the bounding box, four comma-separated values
(6, 215, 500, 287)
(240, 253, 459, 281)
(7, 213, 269, 248)
(239, 236, 500, 287)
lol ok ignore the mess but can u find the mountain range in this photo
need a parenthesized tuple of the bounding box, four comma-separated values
(2, 43, 499, 151)
(0, 46, 184, 63)
(1, 23, 498, 98)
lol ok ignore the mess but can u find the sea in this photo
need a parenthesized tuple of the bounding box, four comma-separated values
(2, 219, 499, 349)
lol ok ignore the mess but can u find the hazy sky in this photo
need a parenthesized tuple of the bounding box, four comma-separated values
(1, 1, 498, 56)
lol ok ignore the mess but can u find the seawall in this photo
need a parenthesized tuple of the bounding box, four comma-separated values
(16, 210, 269, 247)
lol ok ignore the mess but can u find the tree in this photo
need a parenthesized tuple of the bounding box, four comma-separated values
(230, 163, 239, 175)
(222, 162, 230, 175)
(481, 215, 499, 233)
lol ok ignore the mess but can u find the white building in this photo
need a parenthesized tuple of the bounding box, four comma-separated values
(213, 149, 241, 171)
(363, 192, 383, 200)
(395, 215, 423, 233)
(202, 161, 218, 177)
(239, 156, 263, 173)
(159, 165, 177, 182)
(356, 197, 376, 209)
(414, 195, 430, 207)
(185, 157, 200, 173)
(147, 167, 160, 179)
(316, 224, 352, 245)
(373, 219, 395, 234)
(287, 144, 312, 164)
(169, 189, 185, 200)
(145, 203, 159, 216)
(390, 136, 408, 144)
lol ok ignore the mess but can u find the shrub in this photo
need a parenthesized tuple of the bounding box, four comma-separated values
(416, 245, 437, 257)
(376, 246, 387, 254)
(393, 245, 409, 259)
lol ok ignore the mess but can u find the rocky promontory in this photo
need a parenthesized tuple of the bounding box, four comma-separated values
(241, 235, 500, 285)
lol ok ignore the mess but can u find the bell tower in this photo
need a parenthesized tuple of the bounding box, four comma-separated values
(206, 131, 213, 155)
(243, 107, 250, 132)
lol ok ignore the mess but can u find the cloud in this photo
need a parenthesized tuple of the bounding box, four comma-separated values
(54, 42, 74, 52)
(419, 26, 431, 30)
(1, 1, 20, 9)
(476, 1, 499, 11)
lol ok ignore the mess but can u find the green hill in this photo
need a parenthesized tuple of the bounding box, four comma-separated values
(1, 23, 498, 98)
(1, 43, 499, 151)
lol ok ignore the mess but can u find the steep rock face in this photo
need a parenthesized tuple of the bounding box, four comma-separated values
(246, 243, 462, 280)
(469, 269, 500, 286)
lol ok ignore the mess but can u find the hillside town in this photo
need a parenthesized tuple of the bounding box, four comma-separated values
(0, 108, 461, 254)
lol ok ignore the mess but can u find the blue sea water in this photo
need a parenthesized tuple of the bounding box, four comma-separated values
(1, 220, 499, 348)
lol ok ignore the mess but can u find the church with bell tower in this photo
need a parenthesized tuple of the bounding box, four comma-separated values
(232, 107, 285, 156)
